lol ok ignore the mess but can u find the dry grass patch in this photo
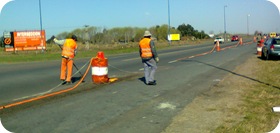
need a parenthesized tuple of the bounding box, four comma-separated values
(216, 58, 280, 133)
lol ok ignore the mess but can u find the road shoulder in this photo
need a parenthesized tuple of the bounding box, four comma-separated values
(162, 55, 258, 132)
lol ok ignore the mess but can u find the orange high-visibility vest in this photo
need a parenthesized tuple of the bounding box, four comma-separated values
(139, 38, 153, 58)
(62, 39, 77, 59)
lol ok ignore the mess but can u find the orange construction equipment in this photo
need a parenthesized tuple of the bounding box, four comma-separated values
(91, 51, 109, 84)
(216, 41, 220, 52)
(257, 39, 264, 56)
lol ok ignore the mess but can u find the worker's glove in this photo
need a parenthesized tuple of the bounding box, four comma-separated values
(155, 57, 159, 63)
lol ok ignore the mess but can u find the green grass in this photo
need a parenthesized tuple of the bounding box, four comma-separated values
(0, 43, 140, 63)
(215, 59, 280, 133)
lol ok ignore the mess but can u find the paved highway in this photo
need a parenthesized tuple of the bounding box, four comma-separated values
(0, 40, 256, 132)
(0, 41, 231, 106)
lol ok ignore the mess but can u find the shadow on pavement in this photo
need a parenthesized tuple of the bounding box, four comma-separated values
(138, 77, 146, 85)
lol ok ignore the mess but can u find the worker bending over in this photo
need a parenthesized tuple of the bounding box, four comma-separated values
(53, 35, 78, 85)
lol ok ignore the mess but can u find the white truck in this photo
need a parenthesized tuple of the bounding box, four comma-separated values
(214, 37, 224, 44)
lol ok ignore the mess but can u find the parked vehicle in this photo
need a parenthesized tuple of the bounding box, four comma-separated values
(261, 38, 280, 60)
(231, 35, 239, 42)
(214, 37, 224, 44)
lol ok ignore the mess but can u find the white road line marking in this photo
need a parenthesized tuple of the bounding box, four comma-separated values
(168, 60, 178, 63)
(123, 57, 140, 62)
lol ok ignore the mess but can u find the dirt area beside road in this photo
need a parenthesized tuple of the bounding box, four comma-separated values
(162, 56, 258, 133)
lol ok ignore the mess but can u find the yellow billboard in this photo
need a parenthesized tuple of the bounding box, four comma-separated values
(170, 34, 180, 41)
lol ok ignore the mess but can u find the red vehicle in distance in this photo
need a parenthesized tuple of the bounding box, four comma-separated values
(231, 35, 239, 42)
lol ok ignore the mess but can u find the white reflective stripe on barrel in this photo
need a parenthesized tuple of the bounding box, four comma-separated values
(92, 67, 108, 76)
(257, 47, 262, 51)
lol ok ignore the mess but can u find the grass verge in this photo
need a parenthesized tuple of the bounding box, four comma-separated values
(215, 57, 280, 133)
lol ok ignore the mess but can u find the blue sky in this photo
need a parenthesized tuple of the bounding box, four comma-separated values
(0, 0, 280, 39)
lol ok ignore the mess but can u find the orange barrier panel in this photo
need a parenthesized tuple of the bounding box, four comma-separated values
(91, 52, 109, 84)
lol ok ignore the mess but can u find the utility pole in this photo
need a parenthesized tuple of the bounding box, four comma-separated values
(84, 25, 89, 50)
(168, 0, 171, 46)
(247, 14, 250, 36)
(39, 0, 44, 53)
(224, 5, 227, 43)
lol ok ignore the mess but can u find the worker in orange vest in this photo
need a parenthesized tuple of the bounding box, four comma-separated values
(139, 31, 159, 85)
(53, 35, 78, 85)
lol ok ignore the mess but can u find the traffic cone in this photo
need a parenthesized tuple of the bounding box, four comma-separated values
(239, 38, 243, 45)
(254, 36, 257, 43)
(216, 41, 220, 52)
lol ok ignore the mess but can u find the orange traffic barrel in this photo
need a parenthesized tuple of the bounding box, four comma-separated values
(97, 51, 105, 59)
(257, 39, 264, 56)
(216, 41, 220, 52)
(91, 51, 109, 84)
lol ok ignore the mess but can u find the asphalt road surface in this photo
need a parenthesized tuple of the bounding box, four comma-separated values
(0, 40, 256, 133)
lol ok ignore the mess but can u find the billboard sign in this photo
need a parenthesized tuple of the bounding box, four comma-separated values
(168, 34, 181, 41)
(4, 30, 46, 52)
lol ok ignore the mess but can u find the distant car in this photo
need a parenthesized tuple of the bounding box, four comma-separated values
(231, 35, 239, 42)
(214, 37, 224, 44)
(261, 38, 280, 60)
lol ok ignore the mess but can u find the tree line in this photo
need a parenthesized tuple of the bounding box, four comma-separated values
(48, 23, 210, 44)
(0, 23, 210, 46)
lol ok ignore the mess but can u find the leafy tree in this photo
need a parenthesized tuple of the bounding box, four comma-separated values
(177, 23, 209, 39)
(134, 28, 146, 42)
(177, 23, 194, 36)
(155, 24, 168, 40)
(57, 32, 70, 39)
(0, 36, 4, 47)
(51, 23, 208, 44)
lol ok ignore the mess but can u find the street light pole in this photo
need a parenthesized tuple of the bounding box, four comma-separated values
(168, 0, 171, 46)
(84, 25, 89, 50)
(39, 0, 44, 52)
(224, 5, 227, 42)
(247, 14, 250, 36)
